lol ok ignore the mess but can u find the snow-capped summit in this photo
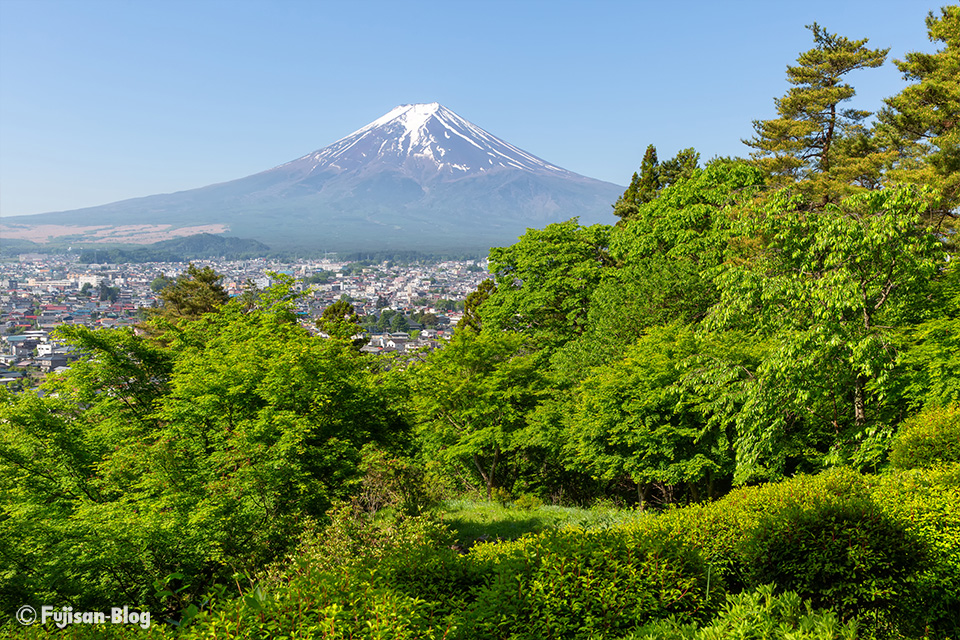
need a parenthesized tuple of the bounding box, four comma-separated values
(283, 103, 571, 179)
(5, 104, 623, 252)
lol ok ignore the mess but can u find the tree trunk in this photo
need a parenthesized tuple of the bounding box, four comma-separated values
(637, 482, 651, 511)
(853, 374, 867, 426)
(472, 454, 492, 501)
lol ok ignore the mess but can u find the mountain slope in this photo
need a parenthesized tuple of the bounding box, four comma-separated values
(2, 103, 623, 252)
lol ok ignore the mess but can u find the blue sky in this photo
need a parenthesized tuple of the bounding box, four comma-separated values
(0, 0, 945, 217)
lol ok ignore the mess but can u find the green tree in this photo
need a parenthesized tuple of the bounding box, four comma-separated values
(659, 147, 701, 188)
(899, 258, 960, 410)
(376, 309, 395, 332)
(390, 312, 410, 333)
(97, 283, 120, 302)
(636, 144, 661, 203)
(745, 23, 889, 204)
(0, 279, 407, 617)
(613, 144, 660, 222)
(482, 220, 611, 353)
(460, 278, 495, 333)
(415, 312, 439, 329)
(880, 6, 960, 225)
(410, 330, 544, 499)
(567, 324, 737, 506)
(710, 187, 945, 481)
(614, 171, 643, 222)
(0, 326, 173, 612)
(553, 160, 765, 380)
(150, 274, 174, 293)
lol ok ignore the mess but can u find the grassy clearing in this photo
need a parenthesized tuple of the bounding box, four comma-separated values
(438, 498, 648, 546)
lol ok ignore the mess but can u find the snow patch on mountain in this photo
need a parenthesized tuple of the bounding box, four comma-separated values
(280, 103, 571, 179)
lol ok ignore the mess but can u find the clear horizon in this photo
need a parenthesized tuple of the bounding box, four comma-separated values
(0, 0, 945, 217)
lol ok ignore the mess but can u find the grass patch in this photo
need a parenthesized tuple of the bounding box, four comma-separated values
(439, 498, 645, 546)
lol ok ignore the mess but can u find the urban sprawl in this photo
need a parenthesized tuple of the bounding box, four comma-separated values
(1, 253, 491, 390)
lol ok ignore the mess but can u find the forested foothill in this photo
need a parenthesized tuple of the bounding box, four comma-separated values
(3, 9, 959, 639)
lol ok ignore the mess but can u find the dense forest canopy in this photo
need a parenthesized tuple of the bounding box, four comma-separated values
(2, 8, 959, 639)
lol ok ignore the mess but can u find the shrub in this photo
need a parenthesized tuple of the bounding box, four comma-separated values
(173, 508, 459, 639)
(514, 493, 544, 510)
(626, 584, 858, 640)
(743, 496, 923, 630)
(357, 447, 445, 516)
(655, 467, 875, 591)
(889, 404, 960, 469)
(458, 522, 717, 640)
(872, 465, 960, 639)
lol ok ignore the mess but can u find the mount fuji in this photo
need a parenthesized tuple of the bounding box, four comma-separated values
(2, 103, 623, 253)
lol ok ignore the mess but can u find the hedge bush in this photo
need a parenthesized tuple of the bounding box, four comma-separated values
(655, 467, 876, 591)
(743, 497, 921, 628)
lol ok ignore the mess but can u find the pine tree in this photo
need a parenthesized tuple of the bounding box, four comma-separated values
(154, 264, 229, 321)
(659, 147, 700, 188)
(613, 171, 642, 222)
(636, 144, 661, 204)
(880, 6, 960, 227)
(745, 23, 889, 204)
(613, 145, 660, 223)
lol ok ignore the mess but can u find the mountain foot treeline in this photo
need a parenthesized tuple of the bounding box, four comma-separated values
(2, 8, 960, 639)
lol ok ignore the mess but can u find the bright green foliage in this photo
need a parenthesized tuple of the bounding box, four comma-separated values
(567, 324, 736, 506)
(410, 330, 545, 499)
(482, 220, 611, 352)
(153, 282, 404, 573)
(880, 6, 960, 220)
(461, 523, 715, 640)
(629, 585, 858, 640)
(889, 404, 960, 469)
(0, 327, 174, 611)
(871, 465, 960, 638)
(711, 187, 945, 481)
(0, 278, 407, 619)
(899, 255, 960, 410)
(439, 498, 642, 545)
(554, 160, 765, 379)
(745, 23, 889, 203)
(656, 468, 876, 590)
(10, 468, 956, 638)
(657, 468, 928, 635)
(159, 509, 461, 640)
